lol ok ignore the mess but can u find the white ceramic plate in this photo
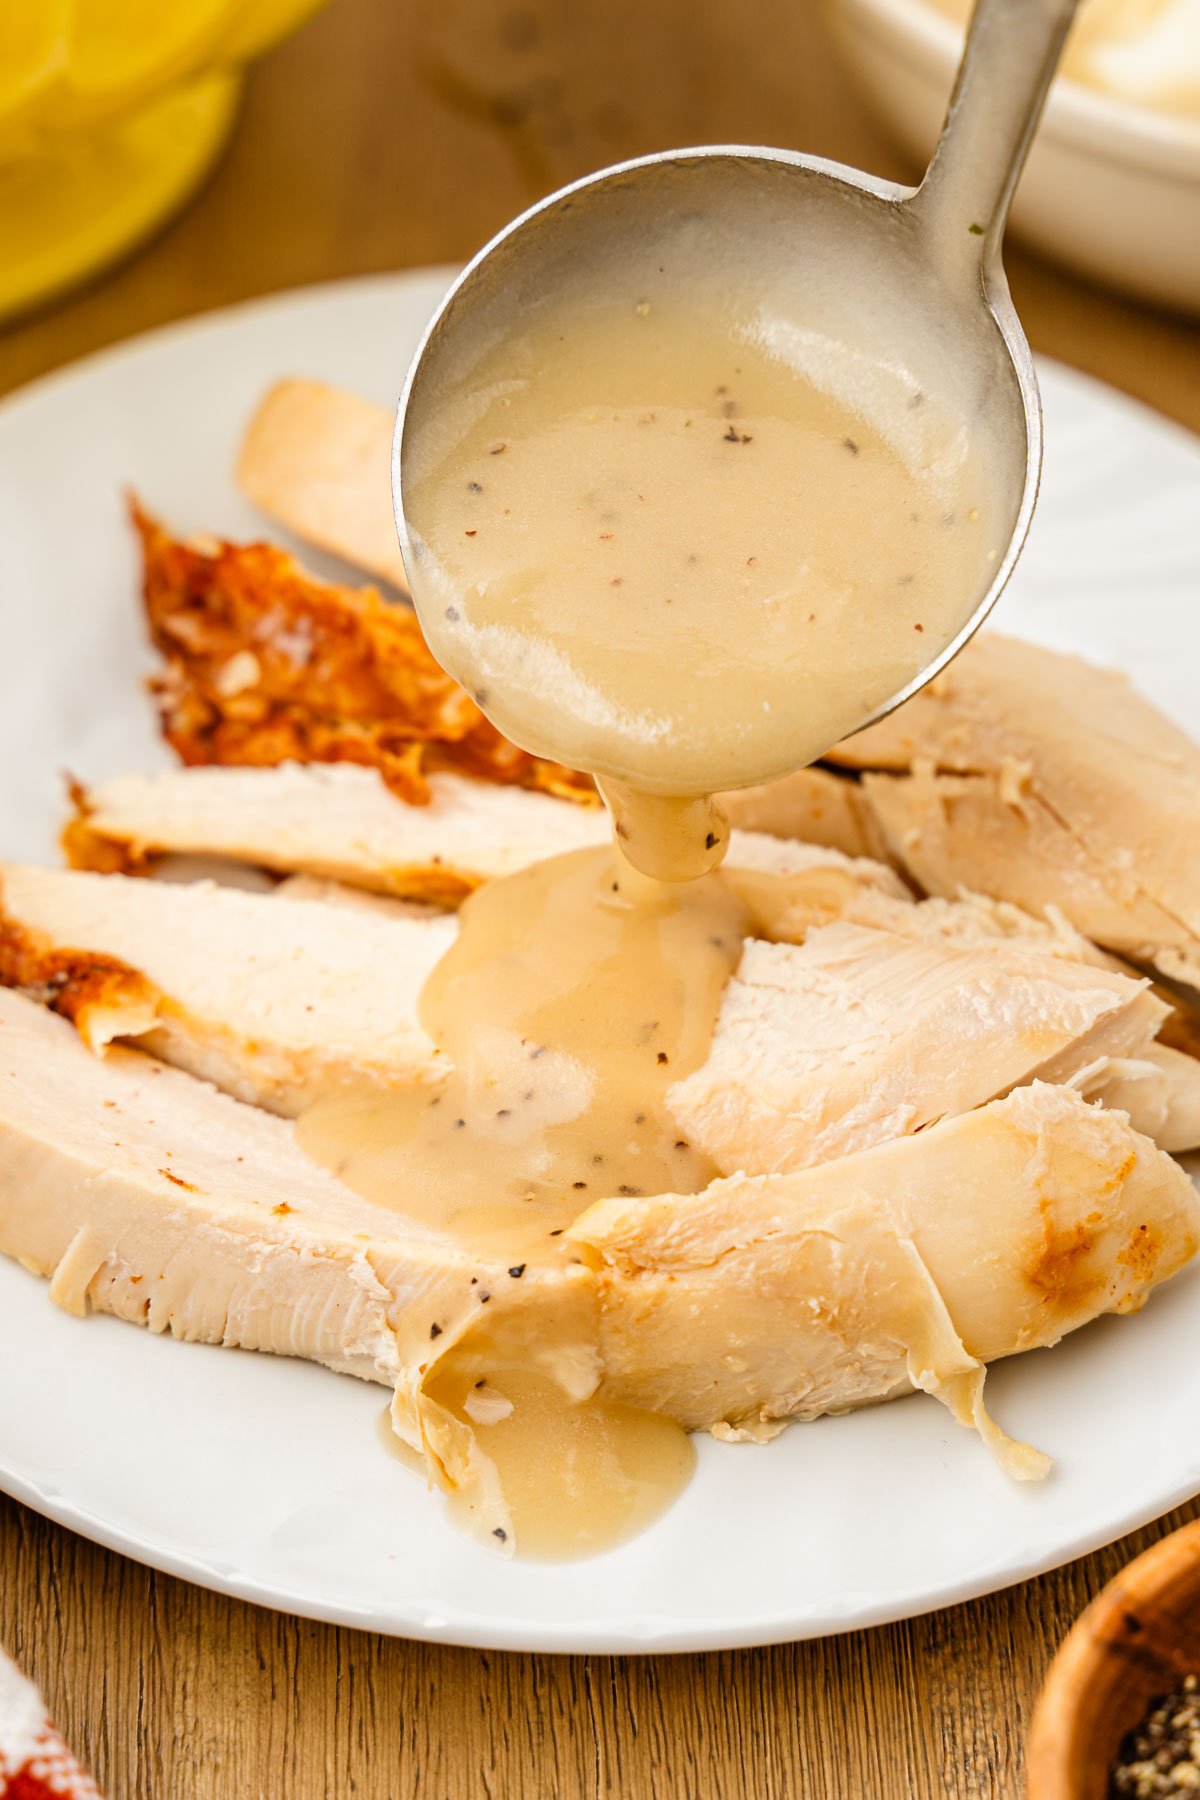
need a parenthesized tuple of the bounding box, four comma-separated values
(0, 270, 1198, 1653)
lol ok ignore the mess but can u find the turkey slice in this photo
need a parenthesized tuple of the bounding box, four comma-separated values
(271, 874, 445, 919)
(831, 632, 1200, 990)
(0, 987, 484, 1377)
(573, 1081, 1200, 1449)
(1076, 1043, 1200, 1155)
(669, 922, 1173, 1174)
(836, 884, 1200, 1064)
(720, 765, 883, 859)
(0, 866, 454, 1114)
(63, 763, 908, 907)
(237, 378, 408, 590)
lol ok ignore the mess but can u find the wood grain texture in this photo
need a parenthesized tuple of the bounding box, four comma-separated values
(1, 0, 1198, 1794)
(4, 1493, 1200, 1799)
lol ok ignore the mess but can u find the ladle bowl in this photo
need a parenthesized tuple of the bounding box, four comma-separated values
(394, 0, 1077, 774)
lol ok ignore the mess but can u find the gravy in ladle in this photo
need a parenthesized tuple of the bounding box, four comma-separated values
(403, 274, 1000, 877)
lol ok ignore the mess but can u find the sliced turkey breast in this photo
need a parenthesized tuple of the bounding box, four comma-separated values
(669, 923, 1173, 1174)
(573, 1081, 1200, 1451)
(831, 633, 1200, 991)
(0, 866, 454, 1112)
(237, 378, 408, 590)
(64, 763, 908, 907)
(271, 873, 445, 919)
(0, 987, 471, 1374)
(720, 765, 883, 859)
(1078, 1044, 1200, 1155)
(66, 765, 608, 901)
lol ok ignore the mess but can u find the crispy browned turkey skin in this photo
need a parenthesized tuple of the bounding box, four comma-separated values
(133, 501, 595, 808)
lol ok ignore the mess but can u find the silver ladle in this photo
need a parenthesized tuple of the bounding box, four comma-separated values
(393, 0, 1077, 756)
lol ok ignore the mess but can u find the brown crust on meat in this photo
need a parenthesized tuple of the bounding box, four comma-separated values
(1115, 1220, 1164, 1287)
(1022, 1202, 1104, 1314)
(60, 776, 144, 874)
(61, 811, 143, 874)
(132, 500, 596, 807)
(0, 907, 156, 1031)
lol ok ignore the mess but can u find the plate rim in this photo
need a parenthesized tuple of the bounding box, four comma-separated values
(4, 1437, 1200, 1652)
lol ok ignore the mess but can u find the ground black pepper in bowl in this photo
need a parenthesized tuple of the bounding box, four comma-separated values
(1111, 1674, 1200, 1797)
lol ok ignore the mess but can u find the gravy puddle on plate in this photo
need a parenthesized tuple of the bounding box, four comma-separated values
(377, 1377, 694, 1561)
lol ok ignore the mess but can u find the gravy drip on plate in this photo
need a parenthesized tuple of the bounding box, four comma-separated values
(376, 1380, 694, 1562)
(404, 282, 1001, 877)
(431, 1369, 696, 1561)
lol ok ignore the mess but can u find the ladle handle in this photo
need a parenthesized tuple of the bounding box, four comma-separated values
(910, 0, 1078, 279)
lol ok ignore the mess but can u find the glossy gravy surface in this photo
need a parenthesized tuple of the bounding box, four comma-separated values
(404, 287, 1001, 875)
(299, 846, 746, 1257)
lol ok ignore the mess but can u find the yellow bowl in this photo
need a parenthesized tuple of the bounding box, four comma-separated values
(0, 0, 328, 323)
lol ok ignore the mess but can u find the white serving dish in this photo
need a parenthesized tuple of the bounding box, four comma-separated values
(828, 0, 1200, 314)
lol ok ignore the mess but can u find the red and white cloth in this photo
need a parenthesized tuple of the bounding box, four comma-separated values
(0, 1650, 100, 1799)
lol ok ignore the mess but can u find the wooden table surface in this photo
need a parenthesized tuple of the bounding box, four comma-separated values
(1, 2, 1197, 1795)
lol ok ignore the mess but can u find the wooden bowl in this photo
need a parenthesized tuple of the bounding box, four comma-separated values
(1027, 1520, 1200, 1800)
